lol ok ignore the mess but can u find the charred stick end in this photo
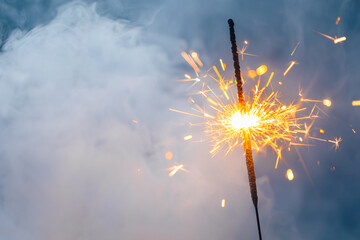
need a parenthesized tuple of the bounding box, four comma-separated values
(228, 19, 244, 105)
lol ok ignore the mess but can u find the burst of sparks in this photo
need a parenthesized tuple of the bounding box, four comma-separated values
(171, 52, 340, 167)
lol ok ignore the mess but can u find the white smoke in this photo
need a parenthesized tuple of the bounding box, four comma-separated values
(0, 2, 274, 239)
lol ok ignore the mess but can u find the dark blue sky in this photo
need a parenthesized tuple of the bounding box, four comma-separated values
(0, 0, 359, 239)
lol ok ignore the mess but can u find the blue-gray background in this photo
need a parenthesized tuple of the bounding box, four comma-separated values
(0, 0, 359, 239)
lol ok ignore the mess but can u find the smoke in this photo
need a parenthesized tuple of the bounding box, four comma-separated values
(0, 2, 275, 239)
(0, 0, 360, 239)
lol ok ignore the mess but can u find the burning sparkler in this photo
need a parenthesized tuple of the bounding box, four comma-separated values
(228, 18, 262, 239)
(170, 18, 341, 240)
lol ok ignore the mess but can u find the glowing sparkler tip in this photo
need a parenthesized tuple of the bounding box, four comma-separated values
(230, 112, 259, 130)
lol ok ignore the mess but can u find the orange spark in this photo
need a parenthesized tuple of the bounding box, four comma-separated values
(181, 51, 200, 75)
(221, 199, 226, 208)
(167, 164, 189, 177)
(184, 135, 193, 141)
(323, 99, 332, 107)
(334, 36, 346, 44)
(165, 152, 173, 160)
(191, 51, 203, 67)
(283, 61, 296, 76)
(132, 120, 139, 124)
(220, 59, 226, 71)
(256, 65, 268, 76)
(336, 17, 341, 25)
(266, 72, 274, 87)
(291, 41, 300, 56)
(329, 137, 342, 151)
(314, 30, 346, 44)
(286, 169, 294, 181)
(352, 100, 360, 106)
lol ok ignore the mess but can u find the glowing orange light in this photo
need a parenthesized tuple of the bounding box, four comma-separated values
(283, 61, 296, 76)
(191, 51, 203, 67)
(286, 169, 294, 181)
(181, 51, 200, 75)
(336, 17, 341, 25)
(291, 41, 300, 56)
(167, 164, 188, 177)
(165, 152, 173, 160)
(323, 99, 332, 107)
(229, 112, 259, 130)
(256, 65, 268, 76)
(352, 100, 360, 106)
(334, 36, 346, 44)
(320, 129, 324, 133)
(132, 120, 138, 124)
(172, 52, 340, 167)
(184, 135, 193, 141)
(247, 70, 257, 79)
(221, 199, 226, 208)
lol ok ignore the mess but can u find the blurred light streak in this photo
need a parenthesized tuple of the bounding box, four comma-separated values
(283, 61, 296, 76)
(352, 100, 360, 106)
(291, 41, 300, 56)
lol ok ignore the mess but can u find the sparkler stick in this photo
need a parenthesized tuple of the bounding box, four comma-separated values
(228, 19, 262, 240)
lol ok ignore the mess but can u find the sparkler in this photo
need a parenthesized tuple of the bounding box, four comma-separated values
(171, 18, 341, 240)
(228, 18, 262, 240)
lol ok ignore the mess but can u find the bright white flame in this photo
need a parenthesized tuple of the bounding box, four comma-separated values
(230, 112, 259, 130)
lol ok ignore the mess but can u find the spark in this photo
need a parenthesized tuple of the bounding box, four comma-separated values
(320, 129, 324, 133)
(286, 169, 294, 181)
(238, 40, 257, 60)
(256, 65, 268, 76)
(184, 135, 193, 141)
(291, 41, 300, 56)
(352, 100, 360, 106)
(266, 72, 274, 87)
(283, 61, 296, 76)
(336, 17, 341, 25)
(329, 137, 342, 151)
(334, 36, 346, 44)
(181, 51, 200, 75)
(132, 120, 138, 124)
(323, 99, 332, 107)
(220, 59, 226, 71)
(167, 164, 189, 177)
(172, 52, 339, 168)
(191, 51, 203, 67)
(301, 98, 332, 107)
(165, 152, 173, 160)
(221, 199, 226, 208)
(314, 30, 346, 44)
